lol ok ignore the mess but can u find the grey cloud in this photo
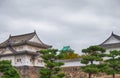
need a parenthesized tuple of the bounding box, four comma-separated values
(0, 0, 120, 54)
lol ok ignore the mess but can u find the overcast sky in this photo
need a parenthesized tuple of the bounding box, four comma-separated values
(0, 0, 120, 54)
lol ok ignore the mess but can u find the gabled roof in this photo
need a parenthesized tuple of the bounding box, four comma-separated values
(99, 32, 120, 48)
(0, 31, 52, 48)
(99, 43, 120, 48)
(111, 32, 120, 40)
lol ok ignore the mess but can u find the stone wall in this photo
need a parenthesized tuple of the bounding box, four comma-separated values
(15, 66, 41, 78)
(15, 66, 120, 78)
(62, 66, 120, 78)
(62, 66, 87, 78)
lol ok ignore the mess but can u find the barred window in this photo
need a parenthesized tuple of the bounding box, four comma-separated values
(17, 59, 21, 62)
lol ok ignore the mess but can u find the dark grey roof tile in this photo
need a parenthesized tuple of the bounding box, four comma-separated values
(0, 32, 52, 48)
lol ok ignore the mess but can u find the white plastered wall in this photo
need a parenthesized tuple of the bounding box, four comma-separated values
(14, 54, 29, 66)
(62, 61, 84, 67)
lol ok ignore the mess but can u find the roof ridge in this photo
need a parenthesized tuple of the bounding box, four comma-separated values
(0, 31, 52, 48)
(112, 33, 120, 40)
(113, 33, 120, 37)
(10, 32, 35, 38)
(7, 45, 17, 54)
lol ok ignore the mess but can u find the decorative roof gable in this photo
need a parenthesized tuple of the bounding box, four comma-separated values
(100, 32, 120, 48)
(29, 33, 43, 44)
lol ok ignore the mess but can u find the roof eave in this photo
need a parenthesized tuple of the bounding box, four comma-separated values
(0, 51, 39, 57)
(100, 43, 120, 49)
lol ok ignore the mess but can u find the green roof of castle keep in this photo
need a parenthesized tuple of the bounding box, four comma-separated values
(60, 46, 74, 52)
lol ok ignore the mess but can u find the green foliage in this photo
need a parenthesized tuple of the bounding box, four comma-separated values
(81, 64, 99, 74)
(60, 52, 79, 59)
(97, 64, 108, 72)
(80, 46, 106, 78)
(39, 48, 65, 78)
(104, 50, 120, 78)
(0, 60, 20, 78)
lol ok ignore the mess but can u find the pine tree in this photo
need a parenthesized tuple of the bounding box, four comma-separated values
(39, 48, 65, 78)
(0, 60, 20, 78)
(104, 50, 120, 78)
(80, 46, 106, 78)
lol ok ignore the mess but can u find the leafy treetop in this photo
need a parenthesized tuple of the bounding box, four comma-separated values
(104, 50, 120, 78)
(39, 48, 65, 78)
(0, 60, 20, 78)
(80, 46, 106, 78)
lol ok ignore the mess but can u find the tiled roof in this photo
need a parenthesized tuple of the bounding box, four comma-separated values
(100, 32, 120, 47)
(0, 32, 52, 48)
(9, 32, 35, 42)
(0, 50, 38, 57)
(100, 43, 120, 49)
(112, 33, 120, 40)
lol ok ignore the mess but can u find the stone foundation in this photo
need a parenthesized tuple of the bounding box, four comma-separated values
(15, 66, 41, 78)
(62, 66, 120, 78)
(15, 66, 120, 78)
(62, 66, 87, 78)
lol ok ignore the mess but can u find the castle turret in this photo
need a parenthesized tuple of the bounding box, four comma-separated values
(0, 31, 52, 67)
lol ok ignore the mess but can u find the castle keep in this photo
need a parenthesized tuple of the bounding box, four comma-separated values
(0, 31, 52, 67)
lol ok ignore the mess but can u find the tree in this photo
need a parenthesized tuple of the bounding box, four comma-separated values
(60, 51, 79, 59)
(63, 52, 79, 59)
(0, 60, 20, 78)
(39, 48, 65, 78)
(104, 50, 120, 78)
(80, 46, 106, 78)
